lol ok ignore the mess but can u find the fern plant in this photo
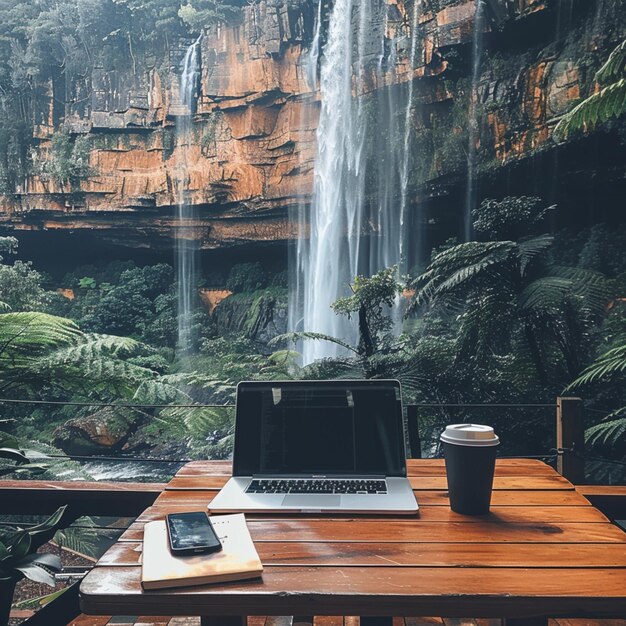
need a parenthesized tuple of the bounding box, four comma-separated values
(409, 198, 614, 384)
(566, 343, 626, 454)
(554, 38, 626, 140)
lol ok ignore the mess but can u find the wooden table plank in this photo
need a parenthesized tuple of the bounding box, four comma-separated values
(155, 489, 592, 507)
(120, 519, 626, 543)
(79, 566, 626, 618)
(165, 476, 572, 492)
(136, 505, 608, 524)
(175, 460, 557, 478)
(98, 540, 626, 568)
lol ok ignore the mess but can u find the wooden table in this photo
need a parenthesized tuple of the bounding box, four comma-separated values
(79, 459, 626, 626)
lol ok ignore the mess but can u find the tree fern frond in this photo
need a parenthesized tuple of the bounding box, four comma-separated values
(595, 38, 626, 84)
(585, 417, 626, 449)
(132, 377, 189, 404)
(301, 356, 364, 380)
(551, 265, 614, 315)
(553, 77, 626, 140)
(566, 343, 626, 389)
(159, 405, 235, 437)
(0, 312, 81, 356)
(517, 234, 554, 276)
(412, 242, 514, 307)
(271, 331, 358, 354)
(518, 277, 573, 311)
(35, 333, 156, 381)
(54, 520, 100, 559)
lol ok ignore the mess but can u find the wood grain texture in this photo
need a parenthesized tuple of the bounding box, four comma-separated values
(79, 459, 626, 622)
(175, 460, 556, 478)
(164, 476, 572, 492)
(79, 566, 626, 617)
(136, 505, 608, 524)
(155, 490, 591, 507)
(98, 541, 626, 568)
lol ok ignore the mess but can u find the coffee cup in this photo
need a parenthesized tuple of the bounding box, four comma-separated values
(440, 423, 500, 515)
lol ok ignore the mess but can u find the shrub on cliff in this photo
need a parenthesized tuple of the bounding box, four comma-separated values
(0, 237, 51, 312)
(226, 262, 267, 294)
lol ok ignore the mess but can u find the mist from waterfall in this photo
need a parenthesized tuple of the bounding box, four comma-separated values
(290, 0, 422, 365)
(464, 0, 486, 241)
(176, 36, 202, 355)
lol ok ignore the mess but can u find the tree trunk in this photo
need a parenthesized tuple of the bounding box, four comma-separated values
(358, 304, 374, 358)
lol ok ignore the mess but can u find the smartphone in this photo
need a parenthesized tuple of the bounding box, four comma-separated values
(165, 511, 222, 556)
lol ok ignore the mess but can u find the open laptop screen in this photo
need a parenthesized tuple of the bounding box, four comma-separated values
(233, 380, 406, 477)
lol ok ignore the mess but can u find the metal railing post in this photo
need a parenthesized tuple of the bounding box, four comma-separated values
(406, 405, 422, 459)
(556, 396, 585, 484)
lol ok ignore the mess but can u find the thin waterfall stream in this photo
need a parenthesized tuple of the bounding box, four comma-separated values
(464, 0, 486, 241)
(176, 36, 202, 355)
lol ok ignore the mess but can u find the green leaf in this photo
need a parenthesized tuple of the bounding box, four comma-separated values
(595, 38, 626, 84)
(18, 553, 62, 571)
(0, 448, 28, 464)
(14, 562, 57, 586)
(8, 532, 31, 560)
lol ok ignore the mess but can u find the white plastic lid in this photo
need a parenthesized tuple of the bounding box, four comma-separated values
(440, 423, 500, 447)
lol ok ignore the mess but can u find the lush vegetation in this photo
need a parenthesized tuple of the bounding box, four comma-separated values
(554, 38, 626, 141)
(1, 193, 625, 481)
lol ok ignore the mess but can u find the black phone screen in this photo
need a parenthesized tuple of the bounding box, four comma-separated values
(166, 512, 221, 553)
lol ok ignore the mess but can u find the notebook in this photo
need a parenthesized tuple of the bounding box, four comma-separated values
(208, 379, 418, 514)
(141, 513, 263, 589)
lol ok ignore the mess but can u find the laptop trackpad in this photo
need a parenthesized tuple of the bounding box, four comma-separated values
(282, 495, 341, 507)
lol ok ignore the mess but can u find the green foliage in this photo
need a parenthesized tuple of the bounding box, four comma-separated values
(566, 341, 626, 456)
(472, 196, 554, 240)
(226, 262, 267, 294)
(276, 268, 403, 379)
(554, 38, 626, 140)
(409, 198, 615, 386)
(178, 0, 239, 33)
(0, 260, 49, 312)
(332, 267, 402, 358)
(74, 263, 177, 343)
(53, 518, 99, 558)
(567, 344, 626, 388)
(79, 277, 96, 290)
(43, 132, 93, 191)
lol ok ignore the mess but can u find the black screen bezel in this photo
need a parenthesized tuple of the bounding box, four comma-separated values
(232, 379, 407, 478)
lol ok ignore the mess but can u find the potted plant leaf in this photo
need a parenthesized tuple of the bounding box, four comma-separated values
(0, 505, 69, 626)
(0, 444, 68, 626)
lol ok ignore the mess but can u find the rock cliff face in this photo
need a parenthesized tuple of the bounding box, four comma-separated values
(0, 0, 624, 250)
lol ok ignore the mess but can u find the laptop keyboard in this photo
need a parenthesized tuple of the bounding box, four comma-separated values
(246, 478, 388, 495)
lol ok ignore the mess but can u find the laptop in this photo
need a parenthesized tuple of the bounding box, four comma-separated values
(208, 379, 418, 514)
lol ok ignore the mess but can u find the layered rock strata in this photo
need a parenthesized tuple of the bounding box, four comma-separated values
(0, 0, 624, 249)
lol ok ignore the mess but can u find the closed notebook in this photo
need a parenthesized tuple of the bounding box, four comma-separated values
(141, 513, 263, 590)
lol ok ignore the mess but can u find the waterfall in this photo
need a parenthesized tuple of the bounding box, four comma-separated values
(288, 0, 322, 344)
(290, 0, 422, 365)
(464, 0, 486, 242)
(176, 36, 202, 354)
